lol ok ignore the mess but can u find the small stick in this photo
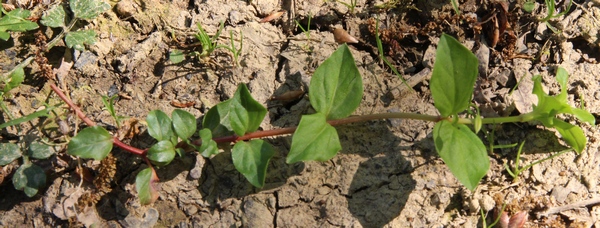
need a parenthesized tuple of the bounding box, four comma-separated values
(536, 198, 600, 218)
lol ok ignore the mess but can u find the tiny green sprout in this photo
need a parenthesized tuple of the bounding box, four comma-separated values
(101, 95, 128, 129)
(374, 18, 412, 91)
(333, 0, 358, 14)
(480, 203, 508, 228)
(170, 22, 243, 66)
(451, 0, 460, 15)
(294, 14, 312, 51)
(539, 0, 572, 33)
(504, 141, 573, 181)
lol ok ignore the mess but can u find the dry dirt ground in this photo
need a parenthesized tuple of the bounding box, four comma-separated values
(1, 0, 600, 227)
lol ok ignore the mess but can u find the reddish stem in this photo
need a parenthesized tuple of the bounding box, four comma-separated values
(50, 84, 95, 127)
(50, 84, 146, 156)
(52, 83, 445, 155)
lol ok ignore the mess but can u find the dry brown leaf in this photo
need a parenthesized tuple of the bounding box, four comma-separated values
(270, 90, 305, 102)
(260, 10, 285, 23)
(333, 28, 359, 44)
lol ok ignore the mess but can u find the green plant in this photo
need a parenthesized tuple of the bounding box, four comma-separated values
(37, 33, 594, 206)
(169, 21, 243, 65)
(538, 0, 572, 33)
(40, 0, 110, 50)
(504, 141, 573, 181)
(523, 0, 535, 13)
(0, 7, 39, 41)
(450, 0, 460, 15)
(374, 18, 412, 91)
(294, 14, 312, 51)
(540, 0, 572, 22)
(0, 141, 54, 197)
(480, 203, 507, 228)
(332, 0, 357, 14)
(101, 95, 128, 129)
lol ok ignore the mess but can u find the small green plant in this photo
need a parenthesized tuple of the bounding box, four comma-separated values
(333, 0, 357, 14)
(540, 0, 572, 22)
(0, 7, 39, 41)
(480, 203, 507, 228)
(101, 95, 128, 129)
(33, 33, 594, 205)
(40, 0, 110, 50)
(0, 141, 54, 197)
(504, 141, 573, 181)
(294, 14, 312, 51)
(374, 18, 412, 91)
(169, 21, 243, 65)
(538, 0, 572, 33)
(450, 0, 460, 15)
(522, 0, 535, 13)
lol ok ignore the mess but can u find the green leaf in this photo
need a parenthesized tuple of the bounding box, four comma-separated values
(147, 140, 176, 166)
(433, 121, 489, 191)
(203, 100, 234, 137)
(64, 30, 96, 51)
(309, 44, 363, 120)
(40, 4, 67, 28)
(198, 128, 218, 157)
(169, 49, 185, 64)
(4, 67, 24, 94)
(70, 0, 111, 20)
(136, 167, 159, 205)
(0, 105, 58, 129)
(430, 34, 479, 117)
(0, 143, 21, 166)
(0, 9, 39, 37)
(553, 119, 586, 153)
(67, 126, 113, 160)
(13, 163, 46, 197)
(234, 83, 267, 133)
(147, 110, 173, 141)
(228, 100, 249, 136)
(531, 69, 595, 125)
(28, 142, 54, 159)
(0, 31, 9, 41)
(523, 1, 535, 13)
(172, 109, 197, 140)
(287, 113, 341, 163)
(232, 139, 275, 188)
(203, 84, 266, 137)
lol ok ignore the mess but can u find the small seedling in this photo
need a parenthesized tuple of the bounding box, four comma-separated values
(538, 0, 572, 33)
(451, 0, 460, 15)
(540, 0, 572, 22)
(101, 95, 128, 129)
(170, 21, 243, 65)
(331, 0, 358, 15)
(504, 141, 573, 181)
(480, 203, 507, 228)
(374, 18, 412, 91)
(294, 14, 312, 51)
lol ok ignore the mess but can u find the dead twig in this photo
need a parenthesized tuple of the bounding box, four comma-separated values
(536, 198, 600, 218)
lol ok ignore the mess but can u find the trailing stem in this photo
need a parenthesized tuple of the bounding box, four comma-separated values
(49, 82, 541, 157)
